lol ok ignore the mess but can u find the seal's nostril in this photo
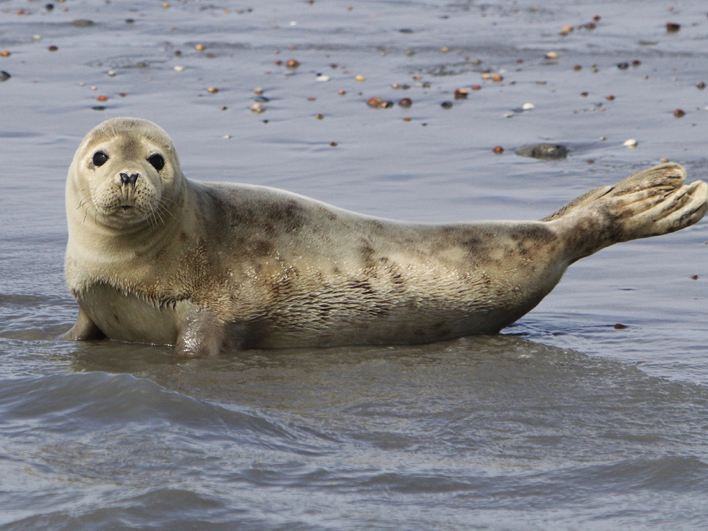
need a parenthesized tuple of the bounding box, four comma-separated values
(120, 172, 139, 186)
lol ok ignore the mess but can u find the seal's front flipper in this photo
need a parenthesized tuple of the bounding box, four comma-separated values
(546, 163, 708, 263)
(63, 307, 107, 341)
(175, 311, 247, 357)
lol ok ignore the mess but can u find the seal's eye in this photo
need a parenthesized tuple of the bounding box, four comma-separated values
(148, 153, 165, 171)
(92, 151, 109, 167)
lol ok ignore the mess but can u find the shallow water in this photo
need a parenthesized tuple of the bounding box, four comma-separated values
(1, 0, 708, 529)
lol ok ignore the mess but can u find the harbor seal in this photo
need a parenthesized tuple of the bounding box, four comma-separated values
(64, 117, 708, 356)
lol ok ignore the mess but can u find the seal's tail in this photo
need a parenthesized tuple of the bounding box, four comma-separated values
(544, 163, 708, 262)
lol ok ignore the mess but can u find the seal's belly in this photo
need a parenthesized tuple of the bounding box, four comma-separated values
(78, 283, 180, 346)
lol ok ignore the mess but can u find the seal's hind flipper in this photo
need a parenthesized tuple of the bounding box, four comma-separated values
(547, 163, 708, 262)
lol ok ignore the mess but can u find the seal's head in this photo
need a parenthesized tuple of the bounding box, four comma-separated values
(67, 117, 184, 230)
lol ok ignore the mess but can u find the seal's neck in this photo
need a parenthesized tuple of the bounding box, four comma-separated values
(65, 178, 199, 290)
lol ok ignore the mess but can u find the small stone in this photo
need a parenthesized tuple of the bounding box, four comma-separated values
(0, 71, 11, 82)
(632, 60, 642, 67)
(545, 51, 559, 60)
(72, 19, 94, 27)
(454, 88, 469, 99)
(391, 83, 401, 89)
(441, 101, 453, 109)
(223, 135, 232, 139)
(48, 45, 59, 52)
(316, 74, 330, 81)
(195, 43, 206, 52)
(674, 109, 686, 117)
(107, 70, 117, 77)
(250, 102, 266, 114)
(286, 59, 300, 69)
(440, 47, 449, 53)
(33, 35, 42, 41)
(697, 81, 706, 90)
(691, 275, 699, 280)
(355, 75, 366, 82)
(491, 74, 503, 82)
(581, 91, 589, 97)
(367, 96, 384, 108)
(593, 14, 601, 21)
(617, 62, 630, 70)
(515, 144, 568, 160)
(560, 25, 574, 35)
(329, 141, 338, 147)
(96, 95, 108, 102)
(338, 89, 347, 95)
(398, 98, 412, 108)
(624, 139, 638, 148)
(221, 106, 228, 111)
(574, 65, 582, 71)
(493, 146, 504, 154)
(481, 73, 492, 81)
(92, 106, 107, 111)
(207, 86, 219, 94)
(0, 50, 10, 58)
(613, 323, 628, 329)
(522, 102, 535, 110)
(315, 114, 324, 120)
(660, 157, 669, 163)
(606, 94, 615, 101)
(403, 117, 412, 122)
(471, 85, 481, 91)
(666, 22, 681, 33)
(254, 87, 264, 95)
(584, 22, 596, 30)
(173, 65, 185, 72)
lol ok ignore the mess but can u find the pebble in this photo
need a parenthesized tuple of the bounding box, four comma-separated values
(606, 95, 615, 101)
(316, 74, 330, 81)
(545, 51, 559, 60)
(493, 146, 504, 154)
(491, 74, 503, 82)
(367, 96, 384, 108)
(286, 59, 300, 69)
(0, 50, 10, 58)
(666, 22, 681, 33)
(72, 19, 94, 27)
(617, 62, 630, 70)
(338, 89, 346, 95)
(613, 323, 628, 330)
(107, 70, 117, 77)
(315, 114, 324, 120)
(329, 141, 338, 147)
(522, 102, 535, 110)
(173, 65, 185, 72)
(96, 95, 108, 102)
(441, 101, 453, 109)
(454, 88, 469, 99)
(515, 144, 568, 160)
(0, 71, 11, 82)
(355, 75, 366, 82)
(673, 109, 686, 117)
(471, 85, 481, 91)
(691, 275, 699, 280)
(660, 157, 669, 163)
(48, 45, 59, 52)
(697, 81, 706, 90)
(402, 117, 412, 122)
(623, 139, 638, 148)
(92, 106, 107, 111)
(254, 87, 264, 95)
(195, 44, 206, 52)
(398, 98, 412, 108)
(207, 86, 219, 94)
(250, 102, 266, 114)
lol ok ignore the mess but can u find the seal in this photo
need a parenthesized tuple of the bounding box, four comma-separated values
(64, 117, 708, 356)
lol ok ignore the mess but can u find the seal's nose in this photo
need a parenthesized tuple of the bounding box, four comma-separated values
(119, 172, 139, 186)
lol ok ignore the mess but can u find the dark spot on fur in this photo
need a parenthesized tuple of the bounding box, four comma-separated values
(359, 243, 377, 269)
(263, 199, 307, 233)
(249, 239, 274, 257)
(179, 231, 188, 242)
